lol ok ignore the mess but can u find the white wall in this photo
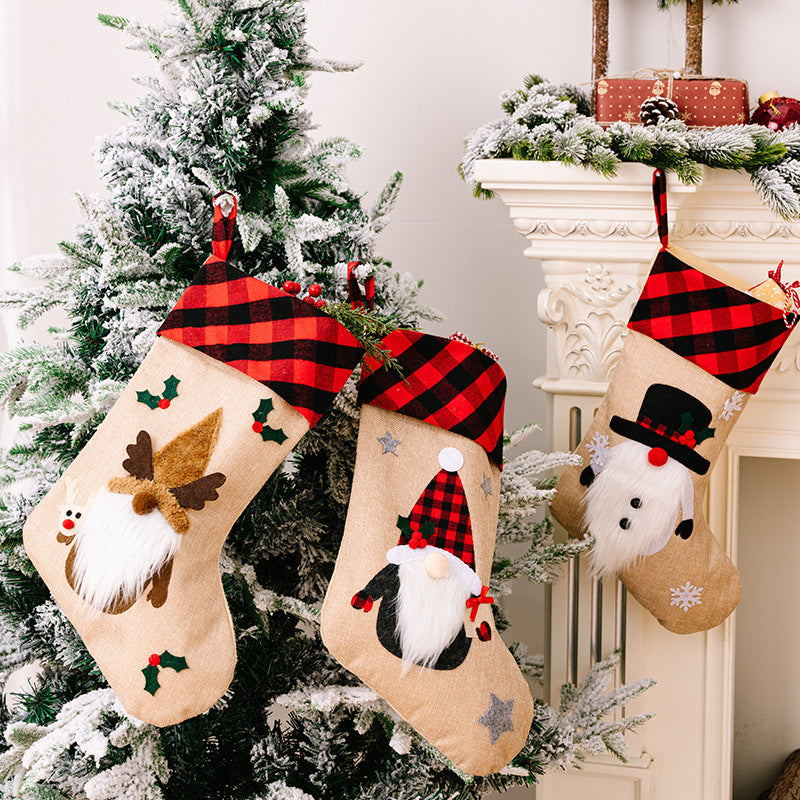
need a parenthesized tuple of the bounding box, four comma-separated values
(4, 1, 800, 795)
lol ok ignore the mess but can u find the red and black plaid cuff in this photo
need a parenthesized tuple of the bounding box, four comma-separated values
(158, 262, 363, 427)
(628, 250, 795, 393)
(359, 330, 506, 467)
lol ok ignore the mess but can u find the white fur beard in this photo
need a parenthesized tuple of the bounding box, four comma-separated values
(70, 489, 182, 613)
(395, 560, 471, 669)
(583, 440, 689, 577)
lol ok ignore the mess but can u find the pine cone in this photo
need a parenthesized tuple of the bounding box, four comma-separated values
(639, 96, 681, 126)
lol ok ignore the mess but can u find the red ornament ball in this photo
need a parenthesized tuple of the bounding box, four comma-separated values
(303, 295, 317, 305)
(648, 447, 669, 467)
(315, 299, 327, 309)
(252, 421, 264, 433)
(158, 398, 170, 409)
(282, 280, 301, 296)
(750, 92, 800, 131)
(148, 653, 161, 666)
(307, 283, 322, 297)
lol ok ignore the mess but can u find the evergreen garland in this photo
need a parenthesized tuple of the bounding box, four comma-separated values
(0, 5, 653, 798)
(460, 74, 800, 219)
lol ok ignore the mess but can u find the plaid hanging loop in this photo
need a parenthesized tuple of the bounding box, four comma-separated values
(205, 192, 238, 265)
(347, 261, 375, 311)
(652, 169, 669, 249)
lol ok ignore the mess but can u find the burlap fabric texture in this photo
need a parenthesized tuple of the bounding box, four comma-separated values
(321, 330, 534, 776)
(24, 196, 363, 725)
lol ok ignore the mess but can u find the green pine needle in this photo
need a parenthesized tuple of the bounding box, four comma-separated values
(97, 13, 128, 30)
(323, 303, 402, 374)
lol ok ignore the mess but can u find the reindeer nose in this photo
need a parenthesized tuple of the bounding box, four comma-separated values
(62, 519, 74, 530)
(132, 490, 159, 515)
(423, 551, 450, 580)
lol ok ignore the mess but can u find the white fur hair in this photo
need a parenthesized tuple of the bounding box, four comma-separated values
(583, 440, 694, 577)
(70, 489, 182, 614)
(395, 559, 471, 670)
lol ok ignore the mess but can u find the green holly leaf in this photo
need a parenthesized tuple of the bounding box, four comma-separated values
(694, 426, 716, 445)
(397, 515, 413, 538)
(678, 411, 695, 434)
(162, 375, 180, 401)
(253, 398, 275, 423)
(136, 390, 161, 409)
(259, 425, 288, 445)
(159, 651, 189, 672)
(419, 519, 436, 539)
(142, 664, 160, 696)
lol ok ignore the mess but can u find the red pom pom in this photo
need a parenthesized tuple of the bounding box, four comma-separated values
(158, 398, 170, 409)
(409, 540, 418, 549)
(282, 281, 301, 295)
(308, 283, 322, 297)
(418, 539, 427, 548)
(148, 653, 161, 666)
(252, 421, 264, 433)
(62, 519, 75, 530)
(648, 447, 668, 467)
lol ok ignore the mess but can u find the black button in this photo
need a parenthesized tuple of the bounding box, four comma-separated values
(619, 518, 631, 530)
(630, 498, 642, 508)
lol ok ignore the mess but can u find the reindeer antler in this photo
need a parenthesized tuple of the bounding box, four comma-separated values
(170, 473, 226, 510)
(122, 431, 154, 481)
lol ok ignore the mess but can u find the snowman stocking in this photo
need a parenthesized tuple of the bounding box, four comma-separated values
(23, 194, 363, 725)
(321, 329, 534, 776)
(550, 170, 799, 634)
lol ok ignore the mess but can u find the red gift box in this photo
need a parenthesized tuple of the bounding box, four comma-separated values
(595, 75, 749, 128)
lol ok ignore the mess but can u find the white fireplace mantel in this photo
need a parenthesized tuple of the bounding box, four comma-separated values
(474, 159, 800, 800)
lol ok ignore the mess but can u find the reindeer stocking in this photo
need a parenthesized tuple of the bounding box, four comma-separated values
(321, 330, 534, 776)
(550, 170, 799, 634)
(23, 194, 363, 726)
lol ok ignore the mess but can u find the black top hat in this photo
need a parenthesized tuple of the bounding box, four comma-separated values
(609, 383, 715, 475)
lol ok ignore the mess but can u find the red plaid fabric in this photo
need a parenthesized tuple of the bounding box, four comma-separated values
(652, 169, 669, 248)
(628, 250, 795, 393)
(207, 192, 237, 264)
(158, 262, 363, 427)
(405, 469, 474, 570)
(359, 330, 506, 467)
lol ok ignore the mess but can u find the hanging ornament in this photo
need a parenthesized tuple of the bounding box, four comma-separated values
(639, 96, 681, 126)
(750, 92, 800, 131)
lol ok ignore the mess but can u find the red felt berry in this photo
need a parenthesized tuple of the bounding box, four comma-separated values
(648, 447, 669, 467)
(149, 653, 161, 666)
(252, 421, 264, 433)
(282, 281, 301, 295)
(315, 299, 327, 309)
(158, 398, 170, 409)
(62, 519, 75, 530)
(418, 539, 427, 548)
(308, 283, 322, 297)
(409, 540, 418, 549)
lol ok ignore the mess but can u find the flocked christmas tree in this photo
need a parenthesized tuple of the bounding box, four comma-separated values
(0, 1, 653, 797)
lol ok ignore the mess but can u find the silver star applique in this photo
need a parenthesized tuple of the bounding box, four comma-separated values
(481, 473, 492, 498)
(477, 693, 515, 744)
(377, 432, 401, 456)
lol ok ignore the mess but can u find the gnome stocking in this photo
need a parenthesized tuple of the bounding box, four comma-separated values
(23, 194, 363, 725)
(550, 170, 799, 634)
(321, 330, 534, 776)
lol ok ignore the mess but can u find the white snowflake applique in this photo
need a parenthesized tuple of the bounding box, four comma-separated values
(719, 391, 745, 422)
(669, 581, 703, 612)
(586, 433, 611, 470)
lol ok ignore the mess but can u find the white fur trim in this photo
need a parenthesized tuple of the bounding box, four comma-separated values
(395, 559, 471, 668)
(70, 489, 182, 613)
(438, 447, 464, 472)
(583, 440, 691, 576)
(387, 545, 482, 595)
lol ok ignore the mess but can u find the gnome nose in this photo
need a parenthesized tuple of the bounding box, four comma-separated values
(132, 490, 159, 515)
(424, 551, 450, 580)
(648, 447, 668, 467)
(62, 519, 74, 530)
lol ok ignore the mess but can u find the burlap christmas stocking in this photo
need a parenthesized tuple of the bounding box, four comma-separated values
(321, 330, 534, 776)
(550, 170, 799, 634)
(23, 194, 363, 725)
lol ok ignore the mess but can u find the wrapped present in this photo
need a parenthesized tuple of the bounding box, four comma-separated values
(595, 73, 749, 128)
